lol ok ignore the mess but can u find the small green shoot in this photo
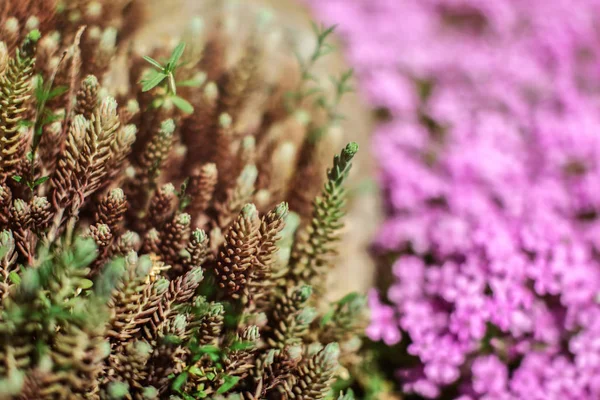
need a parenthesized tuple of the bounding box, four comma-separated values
(140, 43, 195, 114)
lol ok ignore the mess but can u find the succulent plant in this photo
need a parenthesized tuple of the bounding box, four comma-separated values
(0, 1, 368, 399)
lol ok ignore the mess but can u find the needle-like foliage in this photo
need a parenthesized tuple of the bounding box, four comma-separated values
(0, 1, 372, 399)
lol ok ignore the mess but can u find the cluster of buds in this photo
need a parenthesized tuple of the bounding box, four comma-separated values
(0, 1, 369, 399)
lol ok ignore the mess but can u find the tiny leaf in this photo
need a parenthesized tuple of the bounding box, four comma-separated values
(33, 176, 49, 187)
(18, 120, 34, 128)
(142, 55, 163, 70)
(177, 79, 204, 87)
(172, 95, 194, 114)
(171, 372, 189, 392)
(8, 271, 20, 285)
(47, 85, 68, 100)
(168, 43, 186, 69)
(79, 279, 94, 289)
(229, 341, 254, 351)
(320, 309, 335, 327)
(141, 71, 167, 92)
(216, 375, 240, 394)
(11, 175, 22, 183)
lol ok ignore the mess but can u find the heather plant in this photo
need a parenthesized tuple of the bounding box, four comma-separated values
(307, 0, 600, 398)
(0, 1, 371, 399)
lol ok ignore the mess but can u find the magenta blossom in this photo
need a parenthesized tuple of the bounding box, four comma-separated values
(307, 0, 600, 398)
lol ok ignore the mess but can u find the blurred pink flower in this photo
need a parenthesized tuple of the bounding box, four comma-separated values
(307, 0, 600, 397)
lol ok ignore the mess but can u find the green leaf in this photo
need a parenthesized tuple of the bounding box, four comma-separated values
(11, 175, 22, 183)
(216, 375, 240, 394)
(18, 120, 34, 128)
(320, 309, 335, 327)
(79, 279, 93, 289)
(318, 43, 337, 58)
(198, 345, 220, 354)
(40, 110, 63, 127)
(33, 176, 49, 187)
(229, 341, 254, 351)
(151, 97, 165, 109)
(141, 71, 167, 92)
(163, 334, 183, 346)
(142, 55, 164, 70)
(171, 95, 194, 114)
(47, 85, 68, 100)
(171, 372, 189, 392)
(168, 43, 186, 70)
(177, 79, 204, 87)
(34, 75, 45, 101)
(337, 292, 361, 306)
(8, 271, 20, 285)
(188, 366, 203, 376)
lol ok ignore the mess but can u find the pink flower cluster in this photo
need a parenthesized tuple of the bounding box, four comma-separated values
(307, 0, 600, 398)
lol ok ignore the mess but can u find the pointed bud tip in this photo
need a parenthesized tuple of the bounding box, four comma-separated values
(96, 223, 111, 234)
(275, 202, 289, 219)
(121, 230, 140, 244)
(321, 342, 340, 365)
(297, 285, 313, 301)
(240, 164, 258, 186)
(241, 203, 258, 219)
(242, 135, 255, 149)
(100, 27, 117, 49)
(287, 345, 303, 361)
(83, 74, 99, 86)
(177, 213, 191, 225)
(219, 113, 232, 128)
(107, 381, 129, 398)
(173, 314, 188, 331)
(109, 188, 125, 201)
(210, 302, 225, 314)
(192, 229, 207, 242)
(344, 142, 359, 157)
(0, 230, 14, 245)
(12, 198, 28, 211)
(189, 16, 205, 33)
(127, 99, 140, 113)
(154, 278, 170, 294)
(161, 119, 176, 135)
(142, 386, 158, 399)
(162, 183, 176, 194)
(86, 2, 103, 18)
(133, 340, 152, 356)
(123, 124, 138, 140)
(32, 196, 49, 207)
(101, 96, 118, 114)
(202, 162, 217, 174)
(187, 267, 204, 284)
(5, 18, 19, 32)
(297, 307, 317, 325)
(27, 29, 41, 43)
(205, 81, 219, 99)
(244, 325, 260, 342)
(137, 254, 154, 275)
